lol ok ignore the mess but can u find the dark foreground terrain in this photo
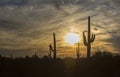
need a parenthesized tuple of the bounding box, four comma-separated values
(0, 52, 120, 77)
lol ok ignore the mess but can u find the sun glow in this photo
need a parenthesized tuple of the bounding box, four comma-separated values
(64, 32, 80, 45)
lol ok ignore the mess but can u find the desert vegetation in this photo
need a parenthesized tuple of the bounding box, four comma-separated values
(0, 51, 120, 77)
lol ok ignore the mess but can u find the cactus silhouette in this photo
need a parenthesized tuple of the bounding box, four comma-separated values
(76, 43, 80, 59)
(49, 33, 57, 60)
(83, 16, 95, 59)
(48, 44, 52, 59)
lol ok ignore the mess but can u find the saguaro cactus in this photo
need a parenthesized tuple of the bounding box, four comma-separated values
(49, 33, 57, 60)
(76, 43, 80, 59)
(83, 16, 95, 59)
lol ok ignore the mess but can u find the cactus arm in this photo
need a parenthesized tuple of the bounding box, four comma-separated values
(83, 32, 88, 46)
(90, 34, 95, 42)
(49, 45, 52, 59)
(49, 44, 54, 51)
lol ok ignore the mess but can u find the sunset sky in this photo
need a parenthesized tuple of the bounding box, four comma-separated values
(0, 0, 120, 58)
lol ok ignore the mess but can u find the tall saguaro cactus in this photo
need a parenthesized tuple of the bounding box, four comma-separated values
(49, 33, 57, 60)
(83, 16, 95, 59)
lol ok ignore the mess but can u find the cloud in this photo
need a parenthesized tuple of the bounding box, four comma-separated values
(0, 0, 120, 57)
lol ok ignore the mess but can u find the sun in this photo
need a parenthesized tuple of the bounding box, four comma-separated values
(64, 32, 80, 45)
